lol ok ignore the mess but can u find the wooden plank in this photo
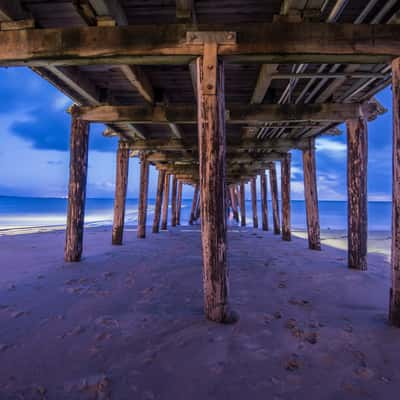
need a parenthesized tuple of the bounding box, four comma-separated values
(197, 54, 233, 323)
(112, 142, 129, 245)
(119, 65, 154, 104)
(229, 186, 239, 223)
(2, 23, 400, 66)
(250, 177, 258, 228)
(302, 138, 321, 250)
(161, 173, 170, 230)
(251, 64, 278, 104)
(176, 0, 195, 21)
(88, 0, 128, 25)
(64, 112, 90, 262)
(269, 162, 280, 235)
(176, 181, 183, 225)
(260, 173, 269, 231)
(346, 118, 368, 270)
(137, 153, 150, 238)
(281, 153, 291, 241)
(152, 169, 166, 233)
(390, 57, 400, 326)
(75, 103, 372, 124)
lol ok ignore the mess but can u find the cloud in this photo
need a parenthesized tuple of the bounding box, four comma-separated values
(316, 137, 347, 158)
(53, 94, 71, 111)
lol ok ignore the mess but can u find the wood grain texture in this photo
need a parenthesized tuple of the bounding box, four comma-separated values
(250, 177, 258, 228)
(112, 142, 129, 245)
(302, 138, 321, 250)
(260, 173, 269, 231)
(239, 182, 246, 227)
(171, 175, 178, 227)
(161, 173, 170, 230)
(390, 58, 400, 326)
(137, 153, 149, 239)
(281, 153, 291, 241)
(346, 117, 368, 270)
(269, 162, 281, 235)
(152, 169, 166, 233)
(64, 114, 90, 262)
(229, 186, 239, 222)
(197, 55, 230, 323)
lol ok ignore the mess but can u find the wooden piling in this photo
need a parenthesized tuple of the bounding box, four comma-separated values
(229, 185, 239, 222)
(112, 142, 130, 245)
(281, 153, 291, 241)
(250, 177, 258, 228)
(189, 184, 199, 225)
(137, 153, 149, 239)
(269, 162, 280, 235)
(176, 181, 183, 225)
(239, 182, 246, 227)
(260, 173, 269, 231)
(197, 53, 231, 323)
(302, 138, 321, 250)
(171, 175, 178, 227)
(390, 57, 400, 326)
(64, 112, 89, 262)
(161, 173, 170, 230)
(152, 169, 166, 233)
(346, 117, 368, 270)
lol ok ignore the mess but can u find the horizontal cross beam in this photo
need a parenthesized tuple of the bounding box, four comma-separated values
(75, 102, 376, 124)
(1, 23, 400, 66)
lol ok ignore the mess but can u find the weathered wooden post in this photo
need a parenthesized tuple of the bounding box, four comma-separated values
(260, 172, 269, 231)
(346, 117, 368, 270)
(196, 45, 233, 322)
(152, 169, 166, 233)
(112, 141, 130, 245)
(390, 57, 400, 326)
(171, 175, 178, 227)
(137, 153, 149, 239)
(64, 108, 90, 262)
(302, 138, 321, 250)
(176, 181, 183, 225)
(281, 153, 291, 241)
(250, 177, 258, 228)
(189, 184, 199, 225)
(239, 182, 246, 227)
(161, 173, 170, 230)
(269, 162, 280, 235)
(229, 185, 239, 222)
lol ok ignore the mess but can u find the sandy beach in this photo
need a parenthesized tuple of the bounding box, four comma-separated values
(0, 226, 398, 399)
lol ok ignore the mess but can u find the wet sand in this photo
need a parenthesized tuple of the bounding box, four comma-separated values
(0, 226, 399, 399)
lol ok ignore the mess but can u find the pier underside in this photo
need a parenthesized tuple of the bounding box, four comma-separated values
(0, 227, 398, 399)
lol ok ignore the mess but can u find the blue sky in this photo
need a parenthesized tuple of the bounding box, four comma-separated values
(0, 67, 393, 201)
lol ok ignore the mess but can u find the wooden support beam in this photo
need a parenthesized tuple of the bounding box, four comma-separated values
(250, 177, 258, 228)
(251, 64, 279, 104)
(161, 173, 170, 230)
(189, 184, 199, 225)
(176, 181, 183, 225)
(281, 153, 291, 241)
(197, 52, 232, 323)
(3, 23, 400, 66)
(302, 138, 321, 250)
(176, 0, 195, 21)
(269, 162, 280, 235)
(346, 117, 368, 270)
(239, 182, 246, 227)
(137, 153, 149, 238)
(0, 0, 28, 21)
(75, 102, 375, 124)
(229, 186, 239, 223)
(112, 142, 129, 245)
(171, 175, 178, 227)
(119, 65, 155, 104)
(64, 111, 90, 262)
(390, 57, 400, 326)
(88, 0, 128, 24)
(260, 173, 269, 231)
(168, 123, 183, 139)
(152, 169, 166, 233)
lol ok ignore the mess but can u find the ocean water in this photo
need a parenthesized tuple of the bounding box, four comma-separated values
(0, 196, 392, 232)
